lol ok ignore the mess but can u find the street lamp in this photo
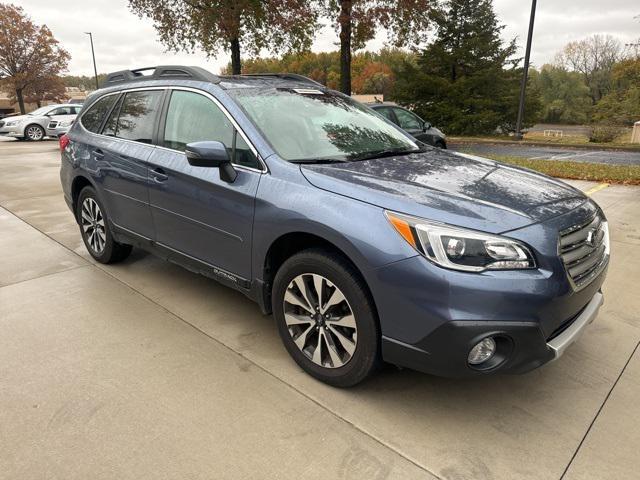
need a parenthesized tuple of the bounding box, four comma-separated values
(84, 32, 99, 90)
(515, 0, 537, 140)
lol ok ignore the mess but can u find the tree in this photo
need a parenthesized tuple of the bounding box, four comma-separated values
(592, 58, 640, 125)
(392, 0, 540, 135)
(322, 0, 431, 95)
(529, 65, 592, 124)
(555, 35, 623, 104)
(23, 75, 67, 107)
(128, 0, 320, 75)
(0, 3, 70, 114)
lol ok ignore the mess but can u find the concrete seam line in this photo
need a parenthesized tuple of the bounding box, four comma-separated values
(0, 265, 90, 290)
(92, 263, 443, 480)
(559, 340, 640, 480)
(584, 183, 610, 196)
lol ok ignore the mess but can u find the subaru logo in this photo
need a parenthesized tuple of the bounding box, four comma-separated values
(586, 228, 596, 246)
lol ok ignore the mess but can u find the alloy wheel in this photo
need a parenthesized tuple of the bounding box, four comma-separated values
(26, 125, 44, 141)
(283, 273, 357, 368)
(81, 197, 106, 254)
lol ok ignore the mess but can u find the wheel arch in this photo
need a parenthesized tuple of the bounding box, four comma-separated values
(259, 231, 379, 320)
(70, 174, 98, 222)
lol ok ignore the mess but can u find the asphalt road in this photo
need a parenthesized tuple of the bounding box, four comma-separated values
(2, 140, 640, 480)
(449, 142, 640, 166)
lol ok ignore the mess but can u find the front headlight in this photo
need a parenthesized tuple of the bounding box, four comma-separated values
(5, 120, 19, 126)
(386, 211, 536, 272)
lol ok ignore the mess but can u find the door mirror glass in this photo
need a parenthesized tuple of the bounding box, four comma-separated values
(185, 141, 237, 182)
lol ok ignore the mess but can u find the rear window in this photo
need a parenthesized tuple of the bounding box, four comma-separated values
(81, 95, 117, 133)
(115, 90, 163, 144)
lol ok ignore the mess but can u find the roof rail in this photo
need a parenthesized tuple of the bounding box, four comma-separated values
(240, 73, 324, 87)
(102, 65, 221, 87)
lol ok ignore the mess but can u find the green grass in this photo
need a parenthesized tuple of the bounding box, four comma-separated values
(483, 154, 640, 185)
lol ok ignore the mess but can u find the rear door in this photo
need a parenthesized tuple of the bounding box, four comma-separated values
(147, 88, 263, 280)
(92, 89, 163, 238)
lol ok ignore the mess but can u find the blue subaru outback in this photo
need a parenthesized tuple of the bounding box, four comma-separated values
(60, 66, 609, 387)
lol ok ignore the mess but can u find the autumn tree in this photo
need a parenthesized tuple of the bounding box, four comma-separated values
(128, 0, 320, 75)
(555, 35, 623, 104)
(0, 3, 70, 113)
(322, 0, 431, 95)
(23, 75, 67, 107)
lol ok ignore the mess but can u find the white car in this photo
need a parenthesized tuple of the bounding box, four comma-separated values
(0, 104, 82, 141)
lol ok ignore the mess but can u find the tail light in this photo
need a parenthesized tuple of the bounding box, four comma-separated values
(59, 134, 70, 152)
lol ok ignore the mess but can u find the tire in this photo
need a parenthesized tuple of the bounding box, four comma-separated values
(76, 186, 132, 264)
(272, 248, 380, 387)
(435, 140, 447, 149)
(24, 124, 45, 141)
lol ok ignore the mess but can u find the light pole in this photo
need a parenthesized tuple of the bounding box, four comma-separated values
(84, 32, 99, 90)
(515, 0, 537, 140)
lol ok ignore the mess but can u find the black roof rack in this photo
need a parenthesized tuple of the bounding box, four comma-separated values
(239, 73, 324, 87)
(102, 65, 221, 87)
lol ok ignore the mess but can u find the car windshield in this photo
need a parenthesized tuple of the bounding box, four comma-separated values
(28, 106, 54, 116)
(229, 87, 419, 162)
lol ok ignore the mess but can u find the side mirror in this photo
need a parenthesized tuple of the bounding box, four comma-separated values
(185, 141, 237, 183)
(423, 121, 431, 131)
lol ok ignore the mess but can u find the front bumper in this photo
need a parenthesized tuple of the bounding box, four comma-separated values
(0, 125, 24, 137)
(46, 125, 70, 137)
(380, 289, 604, 377)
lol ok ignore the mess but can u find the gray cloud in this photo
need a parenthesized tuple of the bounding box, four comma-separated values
(11, 0, 640, 76)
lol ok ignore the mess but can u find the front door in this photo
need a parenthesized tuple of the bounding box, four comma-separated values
(147, 89, 263, 280)
(392, 107, 431, 144)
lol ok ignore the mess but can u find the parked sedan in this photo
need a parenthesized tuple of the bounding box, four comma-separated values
(368, 102, 447, 148)
(0, 104, 82, 141)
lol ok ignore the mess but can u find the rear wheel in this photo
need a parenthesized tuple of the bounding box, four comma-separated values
(24, 124, 45, 141)
(77, 186, 132, 263)
(272, 249, 380, 387)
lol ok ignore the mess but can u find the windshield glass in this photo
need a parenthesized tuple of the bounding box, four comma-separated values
(229, 88, 419, 162)
(28, 106, 54, 116)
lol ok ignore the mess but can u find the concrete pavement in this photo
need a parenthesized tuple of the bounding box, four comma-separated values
(1, 139, 639, 479)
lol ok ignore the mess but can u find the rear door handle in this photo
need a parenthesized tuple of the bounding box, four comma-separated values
(93, 149, 104, 159)
(151, 167, 168, 183)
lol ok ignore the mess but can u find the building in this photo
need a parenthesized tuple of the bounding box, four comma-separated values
(0, 86, 91, 117)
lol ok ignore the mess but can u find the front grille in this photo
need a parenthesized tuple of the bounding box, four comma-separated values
(559, 213, 608, 290)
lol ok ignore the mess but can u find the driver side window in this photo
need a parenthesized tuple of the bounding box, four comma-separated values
(393, 108, 423, 131)
(163, 90, 260, 169)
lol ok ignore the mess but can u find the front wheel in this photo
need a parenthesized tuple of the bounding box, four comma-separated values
(24, 124, 45, 141)
(76, 186, 132, 264)
(272, 249, 380, 387)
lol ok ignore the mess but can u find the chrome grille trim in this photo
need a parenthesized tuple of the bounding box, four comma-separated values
(559, 213, 609, 291)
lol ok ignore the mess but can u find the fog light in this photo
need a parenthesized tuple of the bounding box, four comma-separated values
(468, 337, 496, 365)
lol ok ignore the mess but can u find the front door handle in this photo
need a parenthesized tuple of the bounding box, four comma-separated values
(151, 167, 168, 183)
(93, 149, 104, 159)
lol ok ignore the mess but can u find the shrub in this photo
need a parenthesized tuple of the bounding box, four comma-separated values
(589, 124, 625, 143)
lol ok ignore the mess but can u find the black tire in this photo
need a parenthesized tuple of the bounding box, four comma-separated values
(435, 140, 447, 149)
(272, 248, 380, 387)
(24, 124, 45, 141)
(76, 186, 132, 264)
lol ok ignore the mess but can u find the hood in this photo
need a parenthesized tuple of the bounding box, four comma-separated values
(300, 148, 587, 234)
(2, 115, 28, 123)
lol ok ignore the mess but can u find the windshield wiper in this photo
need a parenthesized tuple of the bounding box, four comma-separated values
(290, 158, 347, 165)
(350, 148, 420, 162)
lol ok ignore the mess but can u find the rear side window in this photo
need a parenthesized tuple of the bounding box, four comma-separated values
(115, 90, 163, 144)
(102, 95, 124, 137)
(163, 90, 259, 169)
(81, 95, 117, 133)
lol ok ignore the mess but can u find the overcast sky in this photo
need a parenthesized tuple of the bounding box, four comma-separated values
(11, 0, 640, 77)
